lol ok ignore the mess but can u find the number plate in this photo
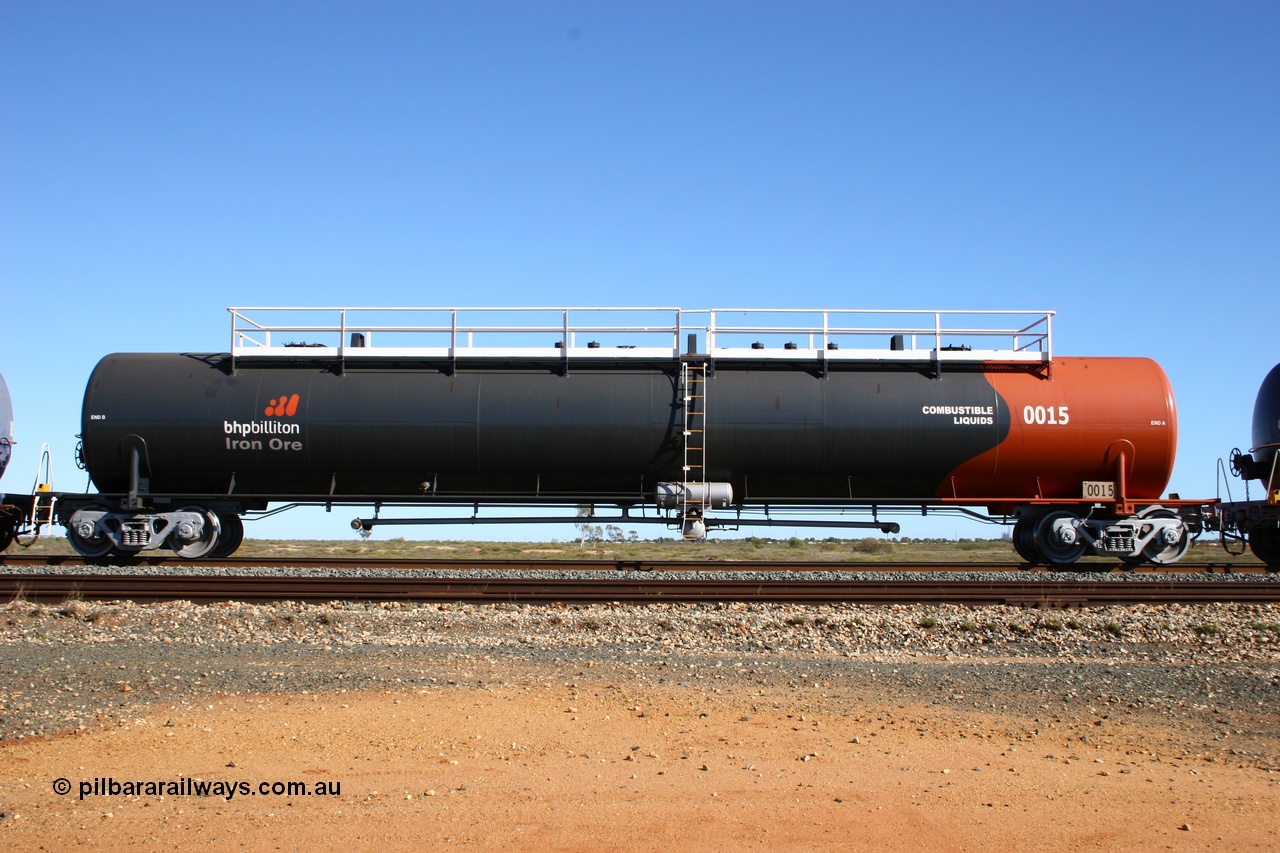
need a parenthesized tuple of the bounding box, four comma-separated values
(1083, 481, 1115, 500)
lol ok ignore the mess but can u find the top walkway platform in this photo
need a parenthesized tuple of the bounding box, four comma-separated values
(228, 306, 1054, 368)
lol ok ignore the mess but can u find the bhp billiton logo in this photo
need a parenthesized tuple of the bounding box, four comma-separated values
(265, 394, 301, 417)
(225, 393, 302, 449)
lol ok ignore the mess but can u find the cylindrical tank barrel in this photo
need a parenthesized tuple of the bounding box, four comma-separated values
(1244, 363, 1280, 490)
(1251, 364, 1280, 471)
(79, 353, 1177, 504)
(655, 482, 734, 509)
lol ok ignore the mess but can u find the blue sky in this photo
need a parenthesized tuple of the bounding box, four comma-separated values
(2, 2, 1276, 542)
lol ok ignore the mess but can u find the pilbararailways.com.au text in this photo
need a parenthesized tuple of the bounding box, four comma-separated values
(55, 776, 341, 801)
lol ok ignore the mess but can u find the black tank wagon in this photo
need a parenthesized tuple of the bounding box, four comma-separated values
(1220, 363, 1280, 564)
(46, 306, 1208, 564)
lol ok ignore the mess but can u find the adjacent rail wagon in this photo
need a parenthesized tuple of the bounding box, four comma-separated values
(1220, 363, 1280, 564)
(0, 372, 34, 551)
(25, 306, 1208, 565)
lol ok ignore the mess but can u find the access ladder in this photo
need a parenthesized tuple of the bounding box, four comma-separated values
(681, 361, 707, 538)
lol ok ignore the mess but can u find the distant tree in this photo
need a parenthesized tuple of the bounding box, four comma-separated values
(576, 504, 600, 546)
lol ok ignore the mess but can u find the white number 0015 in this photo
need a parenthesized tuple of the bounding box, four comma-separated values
(1022, 405, 1070, 425)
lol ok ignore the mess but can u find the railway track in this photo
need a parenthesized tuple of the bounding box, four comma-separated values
(0, 555, 1269, 573)
(2, 572, 1277, 607)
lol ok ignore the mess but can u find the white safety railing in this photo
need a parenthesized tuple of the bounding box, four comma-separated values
(228, 306, 1054, 365)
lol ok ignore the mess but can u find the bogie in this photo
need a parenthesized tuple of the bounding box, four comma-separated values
(63, 505, 224, 560)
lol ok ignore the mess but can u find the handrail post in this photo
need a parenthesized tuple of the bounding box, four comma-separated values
(561, 309, 570, 374)
(450, 309, 458, 375)
(934, 312, 942, 378)
(819, 310, 829, 378)
(338, 309, 346, 375)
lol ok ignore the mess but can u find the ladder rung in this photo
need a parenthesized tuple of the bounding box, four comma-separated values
(683, 364, 707, 499)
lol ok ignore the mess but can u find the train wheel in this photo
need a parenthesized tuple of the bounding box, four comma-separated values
(66, 505, 114, 559)
(209, 514, 244, 558)
(1033, 510, 1086, 565)
(1138, 509, 1191, 565)
(1249, 527, 1280, 568)
(1011, 519, 1043, 564)
(169, 506, 222, 559)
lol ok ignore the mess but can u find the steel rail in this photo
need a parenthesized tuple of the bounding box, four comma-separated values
(1, 573, 1277, 606)
(0, 555, 1268, 574)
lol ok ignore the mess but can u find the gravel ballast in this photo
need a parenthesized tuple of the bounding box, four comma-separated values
(2, 582, 1278, 772)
